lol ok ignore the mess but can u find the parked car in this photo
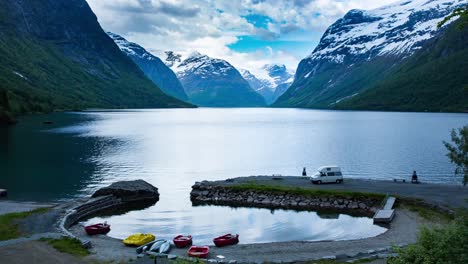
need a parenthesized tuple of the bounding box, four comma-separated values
(311, 166, 343, 184)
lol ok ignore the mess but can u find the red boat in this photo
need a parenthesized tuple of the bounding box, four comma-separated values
(84, 223, 110, 235)
(187, 246, 209, 258)
(213, 234, 239, 247)
(173, 235, 192, 248)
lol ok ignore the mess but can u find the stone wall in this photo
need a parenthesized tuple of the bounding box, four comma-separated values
(60, 180, 160, 236)
(190, 182, 382, 215)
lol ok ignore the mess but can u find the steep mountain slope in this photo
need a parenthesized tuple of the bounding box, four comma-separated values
(165, 52, 266, 107)
(335, 19, 468, 112)
(0, 0, 190, 123)
(107, 32, 188, 102)
(241, 65, 294, 105)
(274, 0, 467, 109)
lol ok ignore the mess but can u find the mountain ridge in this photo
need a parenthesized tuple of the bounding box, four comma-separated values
(334, 18, 468, 112)
(0, 0, 191, 124)
(107, 32, 189, 102)
(164, 51, 266, 107)
(274, 0, 467, 110)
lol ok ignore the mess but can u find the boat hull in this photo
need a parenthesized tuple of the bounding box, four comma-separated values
(84, 223, 110, 235)
(187, 246, 209, 258)
(213, 234, 239, 247)
(173, 235, 192, 248)
(123, 233, 155, 247)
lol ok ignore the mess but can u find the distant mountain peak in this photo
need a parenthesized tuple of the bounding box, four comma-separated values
(107, 32, 188, 101)
(170, 52, 265, 107)
(241, 64, 294, 105)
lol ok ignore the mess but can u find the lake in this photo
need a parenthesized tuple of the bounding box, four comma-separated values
(1, 108, 466, 243)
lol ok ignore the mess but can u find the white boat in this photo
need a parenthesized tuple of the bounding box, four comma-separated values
(149, 239, 166, 252)
(159, 241, 172, 254)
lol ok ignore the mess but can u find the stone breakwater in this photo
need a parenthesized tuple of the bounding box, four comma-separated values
(190, 181, 382, 215)
(61, 180, 159, 236)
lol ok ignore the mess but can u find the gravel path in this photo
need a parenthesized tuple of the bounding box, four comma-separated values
(0, 201, 57, 215)
(0, 241, 89, 264)
(208, 176, 468, 209)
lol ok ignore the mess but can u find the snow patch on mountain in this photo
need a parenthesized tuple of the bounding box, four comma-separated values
(175, 52, 233, 78)
(241, 64, 295, 104)
(308, 0, 467, 63)
(107, 32, 158, 62)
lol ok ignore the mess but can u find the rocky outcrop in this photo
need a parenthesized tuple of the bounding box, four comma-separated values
(191, 182, 381, 215)
(62, 180, 159, 231)
(92, 180, 159, 202)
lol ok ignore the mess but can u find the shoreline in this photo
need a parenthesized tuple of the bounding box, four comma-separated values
(1, 176, 465, 263)
(3, 107, 467, 126)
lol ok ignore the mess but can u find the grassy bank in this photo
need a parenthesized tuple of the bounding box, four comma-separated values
(0, 207, 50, 241)
(231, 182, 386, 200)
(40, 237, 89, 257)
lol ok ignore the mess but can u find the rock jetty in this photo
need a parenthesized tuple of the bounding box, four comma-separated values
(62, 180, 159, 230)
(191, 181, 381, 215)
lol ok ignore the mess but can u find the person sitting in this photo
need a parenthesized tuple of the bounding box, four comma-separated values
(411, 170, 419, 183)
(302, 167, 307, 177)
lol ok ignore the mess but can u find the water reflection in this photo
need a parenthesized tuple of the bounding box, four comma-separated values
(0, 113, 101, 200)
(85, 205, 386, 245)
(1, 108, 467, 242)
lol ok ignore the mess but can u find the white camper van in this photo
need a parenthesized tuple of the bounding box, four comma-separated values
(311, 166, 343, 184)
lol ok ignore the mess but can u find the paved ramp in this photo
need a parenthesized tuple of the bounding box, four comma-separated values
(374, 196, 396, 224)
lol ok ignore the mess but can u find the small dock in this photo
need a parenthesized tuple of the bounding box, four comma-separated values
(373, 196, 396, 224)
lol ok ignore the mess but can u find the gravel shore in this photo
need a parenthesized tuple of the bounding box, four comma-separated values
(69, 208, 422, 263)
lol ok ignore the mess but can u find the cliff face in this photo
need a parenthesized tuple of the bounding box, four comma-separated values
(0, 0, 191, 124)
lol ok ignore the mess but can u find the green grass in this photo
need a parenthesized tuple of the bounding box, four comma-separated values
(0, 207, 50, 241)
(40, 237, 89, 257)
(230, 182, 386, 200)
(401, 203, 453, 222)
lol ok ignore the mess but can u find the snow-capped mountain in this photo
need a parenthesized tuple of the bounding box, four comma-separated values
(107, 32, 188, 101)
(275, 0, 467, 108)
(162, 52, 265, 107)
(240, 65, 294, 105)
(309, 0, 466, 62)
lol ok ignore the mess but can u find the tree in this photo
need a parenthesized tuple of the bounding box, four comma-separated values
(389, 213, 468, 264)
(443, 126, 468, 186)
(438, 5, 468, 29)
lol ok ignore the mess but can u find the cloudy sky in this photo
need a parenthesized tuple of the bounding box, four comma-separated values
(86, 0, 400, 74)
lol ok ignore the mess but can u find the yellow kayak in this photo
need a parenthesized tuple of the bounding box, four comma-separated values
(123, 233, 155, 246)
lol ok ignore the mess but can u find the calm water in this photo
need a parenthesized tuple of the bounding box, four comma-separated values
(1, 108, 466, 243)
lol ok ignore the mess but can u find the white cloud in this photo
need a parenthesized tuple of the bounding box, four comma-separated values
(86, 0, 401, 73)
